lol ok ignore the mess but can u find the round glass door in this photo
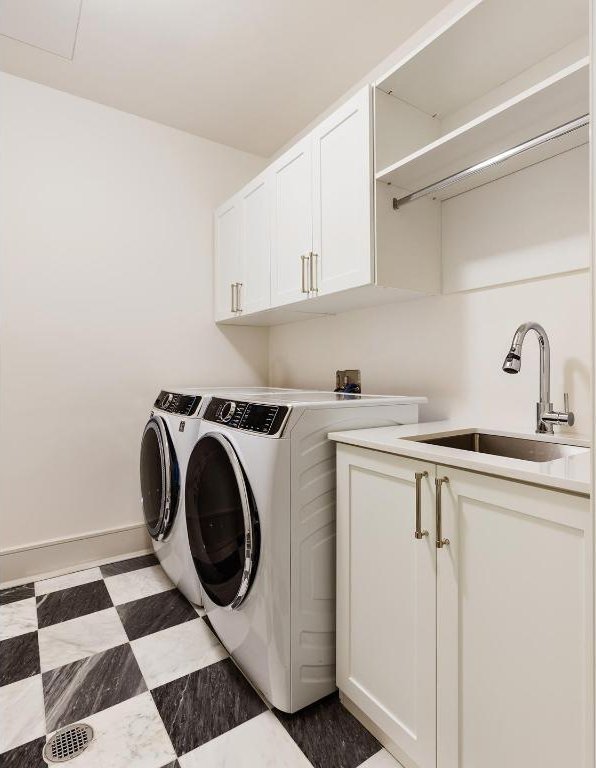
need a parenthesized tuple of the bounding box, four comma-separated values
(140, 417, 179, 540)
(185, 433, 259, 609)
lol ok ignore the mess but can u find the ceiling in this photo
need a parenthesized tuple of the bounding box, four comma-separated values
(0, 0, 450, 156)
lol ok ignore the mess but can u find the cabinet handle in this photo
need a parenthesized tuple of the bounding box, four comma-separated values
(309, 252, 318, 293)
(414, 471, 429, 539)
(435, 476, 450, 548)
(236, 282, 243, 313)
(301, 254, 310, 293)
(231, 282, 237, 313)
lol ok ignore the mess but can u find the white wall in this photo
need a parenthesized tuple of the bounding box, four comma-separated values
(269, 270, 591, 434)
(0, 73, 268, 578)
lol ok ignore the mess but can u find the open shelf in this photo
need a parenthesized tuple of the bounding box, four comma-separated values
(376, 0, 587, 123)
(375, 58, 589, 199)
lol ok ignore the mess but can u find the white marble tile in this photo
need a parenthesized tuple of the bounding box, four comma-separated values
(358, 749, 402, 767)
(35, 567, 102, 596)
(0, 674, 45, 752)
(104, 565, 173, 606)
(0, 597, 37, 640)
(195, 605, 206, 617)
(179, 711, 313, 768)
(131, 617, 227, 689)
(46, 692, 176, 768)
(38, 607, 128, 672)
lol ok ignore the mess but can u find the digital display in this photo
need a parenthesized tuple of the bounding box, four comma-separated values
(241, 404, 277, 432)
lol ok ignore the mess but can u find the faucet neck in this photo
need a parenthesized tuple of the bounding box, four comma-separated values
(536, 332, 551, 408)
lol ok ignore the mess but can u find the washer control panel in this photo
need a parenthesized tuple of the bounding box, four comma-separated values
(154, 391, 202, 417)
(204, 398, 289, 436)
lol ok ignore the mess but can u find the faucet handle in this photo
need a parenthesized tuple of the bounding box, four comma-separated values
(541, 393, 575, 429)
(563, 393, 575, 427)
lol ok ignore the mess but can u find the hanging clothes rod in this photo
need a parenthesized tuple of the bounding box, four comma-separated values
(392, 113, 590, 210)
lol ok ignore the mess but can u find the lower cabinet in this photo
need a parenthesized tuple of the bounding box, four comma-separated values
(336, 444, 593, 768)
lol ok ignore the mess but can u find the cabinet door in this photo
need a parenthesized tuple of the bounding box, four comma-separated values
(311, 86, 373, 296)
(436, 469, 593, 768)
(240, 173, 270, 314)
(214, 197, 241, 320)
(270, 137, 313, 307)
(336, 445, 437, 768)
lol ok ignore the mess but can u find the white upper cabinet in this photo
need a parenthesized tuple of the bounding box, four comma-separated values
(240, 172, 271, 314)
(312, 87, 373, 296)
(214, 174, 271, 320)
(214, 0, 588, 325)
(214, 196, 241, 321)
(270, 137, 313, 307)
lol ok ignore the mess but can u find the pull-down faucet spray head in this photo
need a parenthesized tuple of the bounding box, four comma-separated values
(502, 349, 521, 374)
(502, 324, 533, 374)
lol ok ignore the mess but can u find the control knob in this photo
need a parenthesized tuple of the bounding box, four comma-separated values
(220, 401, 236, 423)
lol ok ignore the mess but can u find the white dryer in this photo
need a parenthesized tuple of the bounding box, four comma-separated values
(184, 391, 425, 711)
(140, 387, 304, 605)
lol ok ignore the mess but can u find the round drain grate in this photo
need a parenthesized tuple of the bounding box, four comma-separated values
(43, 723, 94, 763)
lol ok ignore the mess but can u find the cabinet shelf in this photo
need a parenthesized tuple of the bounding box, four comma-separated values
(376, 58, 589, 200)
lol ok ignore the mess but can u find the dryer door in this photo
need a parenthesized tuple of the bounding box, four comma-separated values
(185, 432, 260, 609)
(140, 416, 179, 540)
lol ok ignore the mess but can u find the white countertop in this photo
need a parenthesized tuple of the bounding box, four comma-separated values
(329, 421, 591, 496)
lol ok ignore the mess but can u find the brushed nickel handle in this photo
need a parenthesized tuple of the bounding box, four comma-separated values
(231, 282, 237, 313)
(309, 252, 319, 293)
(236, 282, 243, 313)
(414, 471, 429, 539)
(301, 254, 310, 293)
(435, 476, 450, 548)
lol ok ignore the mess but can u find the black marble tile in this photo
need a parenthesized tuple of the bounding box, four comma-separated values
(0, 736, 46, 767)
(43, 642, 146, 731)
(36, 580, 112, 629)
(159, 763, 180, 768)
(117, 589, 197, 641)
(0, 631, 40, 686)
(152, 657, 266, 756)
(100, 553, 158, 578)
(274, 692, 381, 768)
(0, 583, 34, 606)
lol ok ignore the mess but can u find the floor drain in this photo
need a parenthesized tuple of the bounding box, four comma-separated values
(43, 723, 94, 763)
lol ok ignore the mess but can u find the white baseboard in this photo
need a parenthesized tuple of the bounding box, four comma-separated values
(0, 523, 152, 586)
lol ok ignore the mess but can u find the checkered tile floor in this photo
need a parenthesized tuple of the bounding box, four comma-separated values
(0, 554, 400, 768)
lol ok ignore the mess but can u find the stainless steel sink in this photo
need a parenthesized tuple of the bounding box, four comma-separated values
(411, 432, 588, 463)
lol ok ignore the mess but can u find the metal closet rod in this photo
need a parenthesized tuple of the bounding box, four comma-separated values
(392, 113, 590, 210)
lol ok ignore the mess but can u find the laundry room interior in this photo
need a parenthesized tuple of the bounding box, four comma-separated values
(0, 1, 594, 767)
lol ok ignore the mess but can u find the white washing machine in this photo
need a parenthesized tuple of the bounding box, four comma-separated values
(184, 391, 425, 711)
(140, 387, 305, 605)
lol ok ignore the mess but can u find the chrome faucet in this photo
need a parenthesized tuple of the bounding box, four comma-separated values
(502, 321, 574, 434)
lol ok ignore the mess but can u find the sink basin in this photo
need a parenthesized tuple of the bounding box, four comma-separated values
(411, 432, 588, 463)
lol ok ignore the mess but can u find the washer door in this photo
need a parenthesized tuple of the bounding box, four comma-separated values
(185, 433, 260, 609)
(140, 417, 179, 540)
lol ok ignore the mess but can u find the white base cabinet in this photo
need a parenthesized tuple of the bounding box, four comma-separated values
(336, 448, 437, 768)
(336, 444, 593, 768)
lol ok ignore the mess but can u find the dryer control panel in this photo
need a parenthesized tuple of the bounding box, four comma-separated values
(154, 391, 202, 417)
(204, 398, 289, 436)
